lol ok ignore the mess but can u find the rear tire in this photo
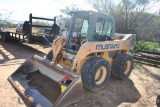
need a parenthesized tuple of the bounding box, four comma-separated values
(45, 50, 53, 61)
(112, 54, 133, 79)
(81, 57, 111, 91)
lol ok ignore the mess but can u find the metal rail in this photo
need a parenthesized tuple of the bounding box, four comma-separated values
(133, 50, 160, 68)
(0, 14, 56, 44)
(10, 32, 26, 41)
(28, 13, 56, 43)
(0, 31, 26, 42)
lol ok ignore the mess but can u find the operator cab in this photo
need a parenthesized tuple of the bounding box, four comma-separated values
(66, 11, 115, 54)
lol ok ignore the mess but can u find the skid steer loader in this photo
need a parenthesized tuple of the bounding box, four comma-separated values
(8, 11, 136, 107)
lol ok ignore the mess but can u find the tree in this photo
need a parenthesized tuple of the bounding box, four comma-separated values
(87, 0, 160, 51)
(5, 22, 16, 28)
(87, 0, 114, 13)
(0, 10, 13, 31)
(87, 0, 160, 36)
(60, 4, 81, 14)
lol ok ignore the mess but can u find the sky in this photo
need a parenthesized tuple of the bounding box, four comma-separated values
(0, 0, 94, 22)
(0, 0, 159, 23)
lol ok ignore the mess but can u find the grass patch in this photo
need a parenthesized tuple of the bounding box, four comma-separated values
(133, 63, 141, 69)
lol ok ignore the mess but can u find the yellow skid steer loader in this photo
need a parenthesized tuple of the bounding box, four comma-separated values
(8, 11, 136, 107)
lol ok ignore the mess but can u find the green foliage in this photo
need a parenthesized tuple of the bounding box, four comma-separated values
(144, 42, 160, 51)
(0, 22, 16, 28)
(135, 41, 160, 52)
(133, 63, 141, 69)
(7, 22, 16, 28)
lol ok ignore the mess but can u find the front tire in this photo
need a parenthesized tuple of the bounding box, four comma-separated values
(81, 57, 111, 91)
(112, 54, 133, 79)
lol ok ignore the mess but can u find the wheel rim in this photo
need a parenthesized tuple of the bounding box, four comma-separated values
(123, 60, 131, 75)
(95, 66, 107, 85)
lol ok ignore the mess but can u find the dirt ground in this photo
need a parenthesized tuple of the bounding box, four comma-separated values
(0, 41, 160, 107)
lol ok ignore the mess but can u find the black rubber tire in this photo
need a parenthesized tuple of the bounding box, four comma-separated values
(81, 57, 111, 91)
(112, 54, 133, 79)
(23, 21, 30, 35)
(46, 50, 53, 61)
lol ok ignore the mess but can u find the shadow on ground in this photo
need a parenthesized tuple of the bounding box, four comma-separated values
(0, 41, 46, 65)
(141, 65, 160, 80)
(68, 77, 141, 107)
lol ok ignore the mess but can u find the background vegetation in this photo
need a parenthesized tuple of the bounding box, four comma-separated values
(61, 0, 160, 51)
(1, 0, 160, 51)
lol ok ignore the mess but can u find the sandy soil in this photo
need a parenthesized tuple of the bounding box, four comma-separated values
(0, 41, 160, 107)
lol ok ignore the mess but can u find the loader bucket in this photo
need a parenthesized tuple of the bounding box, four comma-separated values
(8, 55, 84, 107)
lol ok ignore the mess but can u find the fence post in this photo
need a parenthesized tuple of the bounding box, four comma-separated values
(54, 17, 56, 24)
(28, 13, 32, 43)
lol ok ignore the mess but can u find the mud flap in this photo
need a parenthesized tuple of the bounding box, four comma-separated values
(8, 55, 84, 107)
